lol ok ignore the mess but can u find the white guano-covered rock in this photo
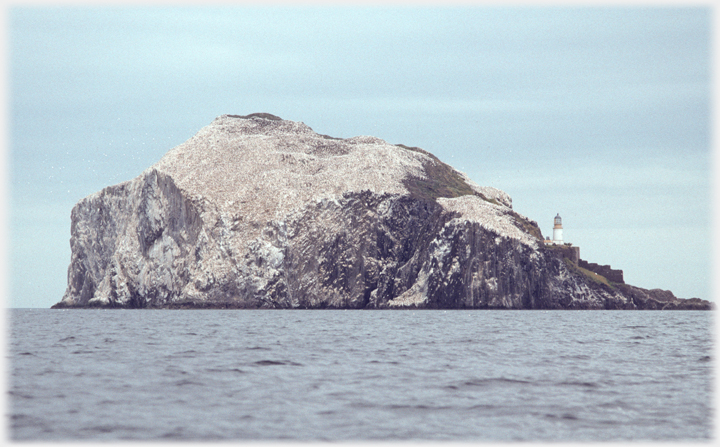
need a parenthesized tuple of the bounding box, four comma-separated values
(55, 113, 658, 310)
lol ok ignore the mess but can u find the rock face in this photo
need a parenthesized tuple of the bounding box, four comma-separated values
(54, 114, 711, 310)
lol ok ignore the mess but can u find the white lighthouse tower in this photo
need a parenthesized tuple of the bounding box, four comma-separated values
(552, 213, 563, 244)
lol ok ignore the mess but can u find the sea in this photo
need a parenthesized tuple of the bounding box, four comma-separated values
(7, 308, 714, 442)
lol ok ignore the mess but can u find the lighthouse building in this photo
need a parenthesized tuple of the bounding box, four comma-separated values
(544, 213, 581, 264)
(544, 213, 568, 246)
(552, 213, 563, 244)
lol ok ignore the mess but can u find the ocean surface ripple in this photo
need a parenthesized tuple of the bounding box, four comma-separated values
(8, 309, 713, 441)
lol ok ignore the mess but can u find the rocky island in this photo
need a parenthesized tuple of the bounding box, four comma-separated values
(53, 113, 711, 310)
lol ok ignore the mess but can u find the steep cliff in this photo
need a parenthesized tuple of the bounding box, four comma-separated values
(53, 114, 711, 310)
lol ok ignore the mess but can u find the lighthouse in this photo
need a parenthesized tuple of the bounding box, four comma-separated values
(552, 213, 563, 244)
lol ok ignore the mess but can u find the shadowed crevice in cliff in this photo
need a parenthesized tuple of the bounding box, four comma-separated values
(272, 191, 455, 309)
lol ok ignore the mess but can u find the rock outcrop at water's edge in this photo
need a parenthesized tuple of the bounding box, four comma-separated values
(53, 113, 712, 310)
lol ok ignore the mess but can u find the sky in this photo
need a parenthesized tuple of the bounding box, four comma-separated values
(5, 5, 713, 308)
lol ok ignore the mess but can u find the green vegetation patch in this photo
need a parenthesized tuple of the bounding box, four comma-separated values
(396, 143, 497, 204)
(511, 212, 544, 241)
(403, 160, 477, 201)
(563, 258, 613, 288)
(543, 244, 574, 252)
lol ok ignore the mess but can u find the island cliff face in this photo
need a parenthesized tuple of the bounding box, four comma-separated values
(53, 114, 711, 310)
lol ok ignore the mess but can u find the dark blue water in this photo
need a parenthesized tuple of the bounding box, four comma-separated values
(8, 309, 714, 441)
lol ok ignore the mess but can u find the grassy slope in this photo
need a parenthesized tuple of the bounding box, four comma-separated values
(396, 143, 544, 242)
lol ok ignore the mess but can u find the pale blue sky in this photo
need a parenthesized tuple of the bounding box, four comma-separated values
(8, 6, 711, 307)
